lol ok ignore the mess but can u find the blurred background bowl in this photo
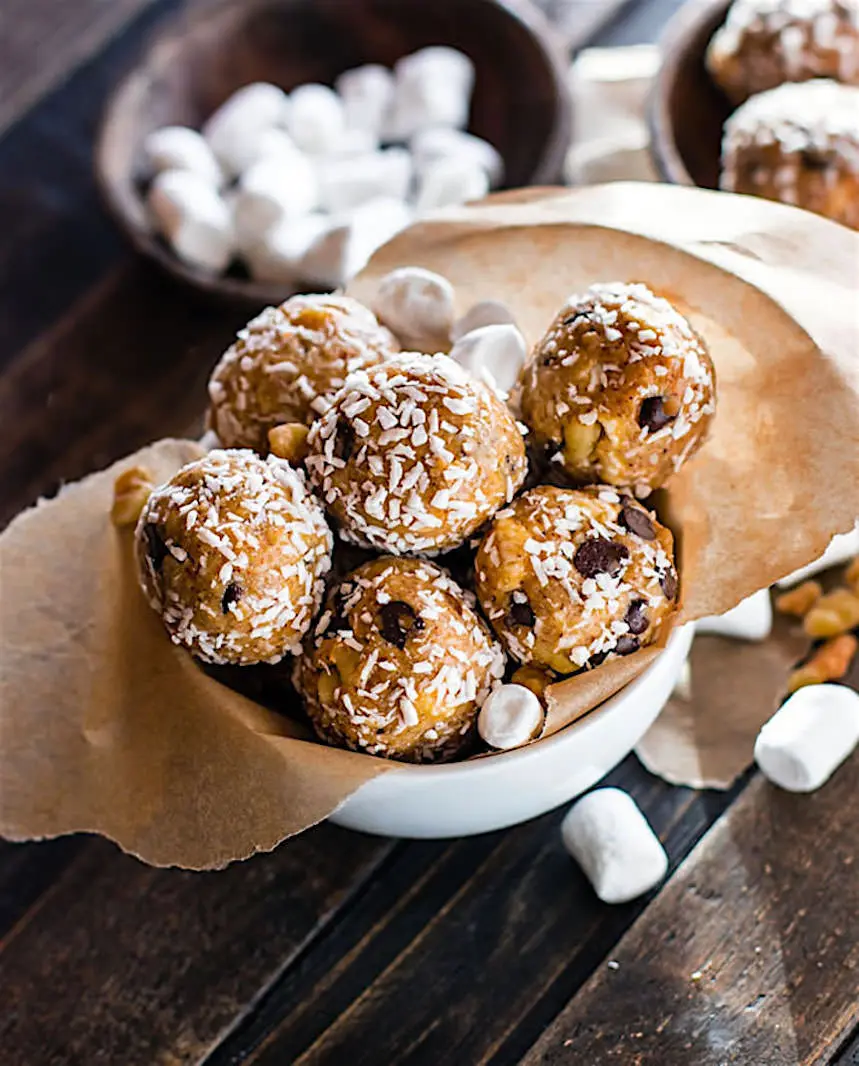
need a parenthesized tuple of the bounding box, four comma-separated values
(96, 0, 572, 306)
(649, 0, 731, 189)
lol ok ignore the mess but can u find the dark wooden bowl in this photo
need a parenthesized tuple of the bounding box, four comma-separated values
(649, 0, 732, 188)
(96, 0, 572, 307)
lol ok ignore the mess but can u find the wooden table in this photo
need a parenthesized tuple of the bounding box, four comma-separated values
(1, 2, 857, 1063)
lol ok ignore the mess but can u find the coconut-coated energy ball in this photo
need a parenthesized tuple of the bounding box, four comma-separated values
(294, 557, 506, 761)
(706, 0, 859, 105)
(720, 79, 859, 229)
(305, 352, 528, 555)
(206, 294, 399, 452)
(474, 485, 678, 675)
(135, 449, 332, 665)
(519, 282, 715, 497)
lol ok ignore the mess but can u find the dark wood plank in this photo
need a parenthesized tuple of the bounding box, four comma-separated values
(204, 759, 745, 1066)
(0, 828, 395, 1066)
(834, 1026, 859, 1066)
(522, 751, 859, 1066)
(0, 838, 86, 942)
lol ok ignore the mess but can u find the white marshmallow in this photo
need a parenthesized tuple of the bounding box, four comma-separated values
(478, 684, 544, 750)
(449, 324, 527, 396)
(775, 523, 859, 587)
(372, 266, 455, 349)
(386, 48, 475, 141)
(203, 82, 291, 176)
(245, 127, 304, 167)
(142, 126, 224, 187)
(148, 169, 234, 273)
(410, 126, 503, 187)
(561, 788, 668, 904)
(317, 148, 412, 213)
(415, 155, 489, 212)
(243, 212, 331, 283)
(232, 155, 319, 247)
(336, 64, 395, 135)
(754, 684, 859, 792)
(324, 126, 380, 159)
(695, 589, 773, 642)
(451, 299, 517, 341)
(395, 46, 475, 99)
(287, 83, 345, 155)
(301, 197, 411, 288)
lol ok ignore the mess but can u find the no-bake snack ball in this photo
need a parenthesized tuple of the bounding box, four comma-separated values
(294, 557, 506, 761)
(135, 449, 332, 665)
(706, 0, 859, 105)
(720, 80, 859, 229)
(520, 283, 715, 497)
(305, 353, 528, 555)
(206, 294, 399, 452)
(474, 485, 678, 674)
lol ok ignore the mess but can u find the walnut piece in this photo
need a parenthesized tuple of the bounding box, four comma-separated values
(111, 466, 154, 527)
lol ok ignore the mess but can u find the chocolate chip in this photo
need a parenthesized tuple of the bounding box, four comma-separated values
(333, 419, 355, 462)
(800, 150, 829, 172)
(589, 651, 608, 667)
(221, 582, 243, 614)
(624, 599, 649, 635)
(661, 569, 678, 601)
(142, 523, 168, 572)
(638, 396, 674, 433)
(507, 595, 536, 629)
(574, 537, 629, 579)
(615, 635, 641, 655)
(619, 504, 655, 540)
(378, 600, 425, 649)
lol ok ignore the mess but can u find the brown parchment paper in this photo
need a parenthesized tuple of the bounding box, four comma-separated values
(2, 183, 859, 868)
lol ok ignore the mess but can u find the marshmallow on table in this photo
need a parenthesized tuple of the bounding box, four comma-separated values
(561, 788, 669, 904)
(451, 299, 517, 341)
(203, 82, 291, 176)
(232, 154, 319, 248)
(415, 155, 490, 212)
(142, 126, 224, 187)
(335, 64, 395, 136)
(287, 83, 345, 156)
(243, 212, 331, 283)
(385, 46, 475, 140)
(449, 324, 527, 396)
(317, 147, 412, 213)
(148, 169, 234, 273)
(775, 523, 859, 587)
(372, 266, 456, 350)
(478, 684, 544, 750)
(300, 196, 412, 289)
(695, 589, 773, 642)
(754, 684, 859, 792)
(410, 126, 504, 187)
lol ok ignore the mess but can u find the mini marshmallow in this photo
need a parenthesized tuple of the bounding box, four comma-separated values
(203, 82, 290, 175)
(395, 46, 475, 100)
(317, 148, 412, 213)
(775, 523, 859, 587)
(478, 684, 544, 750)
(385, 47, 475, 141)
(148, 169, 234, 273)
(415, 155, 489, 212)
(142, 126, 224, 187)
(232, 155, 319, 247)
(301, 196, 412, 288)
(754, 683, 859, 792)
(410, 126, 504, 187)
(451, 299, 517, 341)
(243, 213, 331, 283)
(372, 266, 455, 350)
(335, 64, 395, 135)
(561, 788, 668, 904)
(287, 83, 345, 156)
(695, 589, 773, 642)
(449, 323, 527, 396)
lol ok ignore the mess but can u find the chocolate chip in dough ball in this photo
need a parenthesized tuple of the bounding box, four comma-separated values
(519, 282, 715, 497)
(706, 0, 859, 105)
(474, 485, 678, 674)
(305, 352, 528, 555)
(721, 80, 859, 230)
(294, 557, 506, 761)
(136, 449, 332, 665)
(206, 294, 399, 452)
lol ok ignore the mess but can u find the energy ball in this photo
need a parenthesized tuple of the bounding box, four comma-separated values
(294, 556, 506, 761)
(206, 294, 399, 452)
(305, 352, 528, 555)
(720, 79, 859, 229)
(474, 485, 678, 674)
(519, 282, 715, 497)
(135, 449, 332, 665)
(706, 0, 859, 105)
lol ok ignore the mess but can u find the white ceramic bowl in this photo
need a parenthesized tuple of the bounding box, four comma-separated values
(330, 624, 693, 838)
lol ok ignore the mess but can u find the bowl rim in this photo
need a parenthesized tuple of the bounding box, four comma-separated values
(93, 0, 574, 306)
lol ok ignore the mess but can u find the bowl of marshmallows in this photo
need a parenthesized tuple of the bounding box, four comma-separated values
(96, 0, 571, 304)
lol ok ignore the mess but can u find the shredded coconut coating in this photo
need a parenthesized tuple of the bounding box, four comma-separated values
(721, 79, 859, 228)
(206, 294, 399, 452)
(707, 0, 859, 103)
(519, 283, 715, 497)
(305, 353, 528, 556)
(135, 449, 332, 665)
(474, 485, 678, 675)
(294, 557, 506, 762)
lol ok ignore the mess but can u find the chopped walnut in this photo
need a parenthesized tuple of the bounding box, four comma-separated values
(111, 465, 154, 527)
(268, 422, 310, 464)
(803, 588, 859, 638)
(787, 634, 858, 693)
(511, 665, 555, 702)
(774, 580, 822, 618)
(846, 557, 859, 593)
